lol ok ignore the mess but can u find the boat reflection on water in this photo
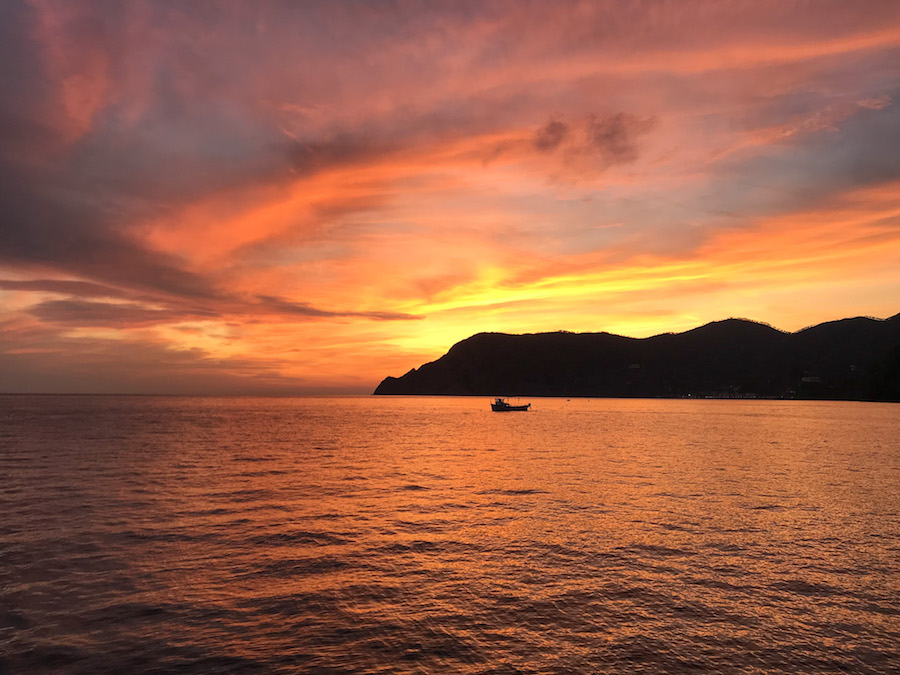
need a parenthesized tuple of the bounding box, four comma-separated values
(491, 397, 531, 412)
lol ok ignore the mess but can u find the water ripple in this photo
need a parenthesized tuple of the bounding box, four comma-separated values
(1, 395, 899, 673)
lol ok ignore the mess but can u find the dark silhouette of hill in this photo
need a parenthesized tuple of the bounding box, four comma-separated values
(374, 313, 900, 401)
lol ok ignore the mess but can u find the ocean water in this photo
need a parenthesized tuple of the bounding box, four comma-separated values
(1, 395, 898, 674)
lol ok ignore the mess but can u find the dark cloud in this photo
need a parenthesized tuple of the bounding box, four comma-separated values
(288, 136, 392, 176)
(254, 295, 421, 321)
(0, 169, 223, 301)
(588, 113, 656, 163)
(0, 3, 288, 306)
(28, 299, 219, 327)
(22, 293, 419, 329)
(534, 119, 569, 152)
(529, 113, 656, 164)
(0, 279, 126, 298)
(0, 2, 227, 305)
(0, 31, 227, 303)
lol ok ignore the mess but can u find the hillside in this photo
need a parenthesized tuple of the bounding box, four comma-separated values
(373, 314, 900, 401)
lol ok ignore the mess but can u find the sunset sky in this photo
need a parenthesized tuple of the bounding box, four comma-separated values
(2, 1, 900, 394)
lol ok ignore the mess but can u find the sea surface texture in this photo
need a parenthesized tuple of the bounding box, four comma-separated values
(1, 395, 899, 674)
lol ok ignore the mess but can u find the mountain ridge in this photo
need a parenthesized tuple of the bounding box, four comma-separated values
(374, 314, 900, 401)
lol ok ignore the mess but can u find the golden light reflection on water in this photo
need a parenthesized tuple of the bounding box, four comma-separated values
(1, 395, 898, 672)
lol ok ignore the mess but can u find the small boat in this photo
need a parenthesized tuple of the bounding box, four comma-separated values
(491, 397, 531, 412)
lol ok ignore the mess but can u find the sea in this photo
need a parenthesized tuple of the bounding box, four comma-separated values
(1, 395, 898, 674)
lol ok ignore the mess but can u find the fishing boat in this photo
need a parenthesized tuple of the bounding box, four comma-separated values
(491, 397, 531, 412)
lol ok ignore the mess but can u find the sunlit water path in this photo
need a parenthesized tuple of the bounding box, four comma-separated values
(1, 396, 898, 673)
